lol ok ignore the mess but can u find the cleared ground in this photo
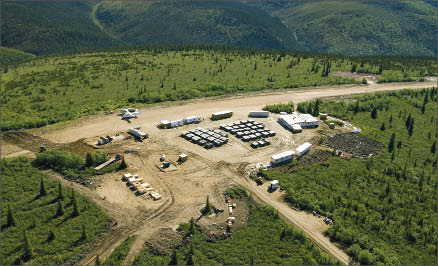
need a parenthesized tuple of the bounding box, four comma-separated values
(2, 80, 435, 265)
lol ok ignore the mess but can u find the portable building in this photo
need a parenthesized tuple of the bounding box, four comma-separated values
(170, 120, 179, 128)
(271, 150, 295, 165)
(249, 111, 269, 118)
(211, 110, 233, 120)
(179, 153, 188, 162)
(296, 142, 312, 156)
(329, 123, 335, 129)
(122, 173, 132, 181)
(320, 113, 328, 120)
(128, 128, 148, 140)
(270, 180, 279, 190)
(291, 124, 303, 133)
(184, 116, 200, 124)
(128, 177, 137, 185)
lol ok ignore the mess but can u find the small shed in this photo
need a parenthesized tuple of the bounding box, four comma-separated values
(291, 124, 302, 133)
(270, 180, 279, 190)
(320, 113, 328, 120)
(329, 123, 335, 129)
(179, 153, 188, 162)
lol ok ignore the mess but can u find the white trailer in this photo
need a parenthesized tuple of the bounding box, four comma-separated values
(170, 120, 179, 128)
(211, 110, 233, 120)
(184, 116, 200, 124)
(270, 180, 279, 190)
(249, 111, 269, 118)
(296, 142, 312, 156)
(271, 150, 295, 165)
(128, 127, 148, 139)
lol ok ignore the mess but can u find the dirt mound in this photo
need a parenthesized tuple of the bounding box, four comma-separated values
(324, 133, 384, 158)
(145, 228, 183, 256)
(2, 131, 57, 152)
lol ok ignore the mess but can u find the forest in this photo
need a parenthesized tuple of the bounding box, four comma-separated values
(132, 188, 340, 265)
(2, 46, 437, 131)
(0, 157, 110, 265)
(262, 88, 438, 265)
(34, 150, 125, 182)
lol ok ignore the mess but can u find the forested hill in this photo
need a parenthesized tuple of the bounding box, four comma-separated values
(1, 2, 121, 55)
(1, 0, 437, 56)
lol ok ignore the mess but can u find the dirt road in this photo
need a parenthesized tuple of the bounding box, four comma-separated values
(38, 80, 436, 144)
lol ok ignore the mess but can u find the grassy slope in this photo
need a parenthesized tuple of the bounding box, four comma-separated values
(1, 2, 121, 55)
(272, 0, 437, 56)
(0, 47, 36, 67)
(263, 90, 438, 264)
(133, 199, 340, 265)
(0, 157, 111, 265)
(95, 1, 301, 50)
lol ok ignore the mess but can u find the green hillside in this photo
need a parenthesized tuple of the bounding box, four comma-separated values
(0, 47, 36, 68)
(1, 2, 121, 55)
(1, 1, 436, 56)
(94, 1, 301, 50)
(272, 0, 437, 56)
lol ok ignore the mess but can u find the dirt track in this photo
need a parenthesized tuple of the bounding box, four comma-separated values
(3, 80, 436, 265)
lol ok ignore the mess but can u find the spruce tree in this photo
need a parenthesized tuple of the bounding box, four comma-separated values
(189, 217, 195, 236)
(388, 133, 395, 152)
(380, 122, 385, 131)
(169, 249, 178, 265)
(58, 182, 64, 200)
(81, 224, 87, 240)
(47, 230, 55, 242)
(431, 141, 436, 154)
(306, 103, 312, 114)
(7, 204, 16, 227)
(202, 195, 211, 215)
(23, 228, 34, 260)
(72, 190, 80, 217)
(408, 118, 414, 137)
(119, 158, 127, 170)
(56, 200, 64, 217)
(371, 108, 377, 119)
(85, 152, 93, 167)
(354, 100, 359, 114)
(186, 244, 195, 265)
(95, 255, 100, 265)
(40, 177, 46, 197)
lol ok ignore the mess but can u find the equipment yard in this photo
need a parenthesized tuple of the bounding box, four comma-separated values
(2, 80, 434, 265)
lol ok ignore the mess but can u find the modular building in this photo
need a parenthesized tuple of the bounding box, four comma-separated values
(271, 150, 295, 165)
(249, 111, 269, 118)
(296, 142, 312, 156)
(184, 116, 200, 124)
(278, 112, 319, 131)
(211, 110, 233, 120)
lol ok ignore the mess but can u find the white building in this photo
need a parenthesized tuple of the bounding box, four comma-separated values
(271, 150, 295, 165)
(183, 116, 200, 124)
(278, 112, 319, 131)
(296, 142, 312, 156)
(270, 180, 279, 190)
